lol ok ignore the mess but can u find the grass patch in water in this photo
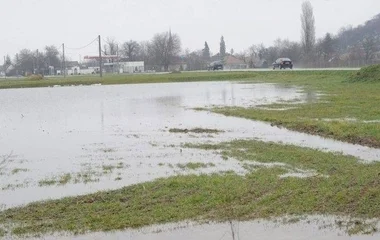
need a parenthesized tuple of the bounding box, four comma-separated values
(0, 228, 6, 237)
(1, 139, 380, 236)
(169, 128, 224, 134)
(176, 162, 216, 170)
(11, 168, 28, 175)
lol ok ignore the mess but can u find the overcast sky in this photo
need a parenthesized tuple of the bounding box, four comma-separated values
(1, 0, 380, 61)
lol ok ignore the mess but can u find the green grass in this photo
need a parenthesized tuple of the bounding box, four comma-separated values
(349, 64, 380, 82)
(0, 71, 261, 89)
(1, 139, 380, 236)
(0, 70, 355, 90)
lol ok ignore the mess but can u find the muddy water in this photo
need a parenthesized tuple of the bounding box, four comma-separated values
(0, 81, 380, 209)
(22, 216, 380, 240)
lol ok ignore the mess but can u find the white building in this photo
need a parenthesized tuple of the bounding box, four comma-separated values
(118, 61, 144, 73)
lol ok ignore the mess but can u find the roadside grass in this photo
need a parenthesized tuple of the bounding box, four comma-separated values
(0, 71, 259, 89)
(1, 139, 380, 236)
(0, 70, 353, 89)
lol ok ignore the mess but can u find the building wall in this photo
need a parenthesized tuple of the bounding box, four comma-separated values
(119, 61, 145, 73)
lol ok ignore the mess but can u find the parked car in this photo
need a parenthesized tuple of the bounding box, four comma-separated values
(207, 61, 224, 71)
(272, 58, 293, 70)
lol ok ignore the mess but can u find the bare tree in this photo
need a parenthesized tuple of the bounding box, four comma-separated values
(44, 45, 61, 68)
(121, 40, 140, 61)
(150, 31, 181, 71)
(301, 1, 316, 62)
(3, 55, 12, 75)
(185, 49, 205, 71)
(103, 37, 118, 55)
(362, 35, 377, 62)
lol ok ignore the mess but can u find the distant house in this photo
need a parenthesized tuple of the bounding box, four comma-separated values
(224, 55, 248, 69)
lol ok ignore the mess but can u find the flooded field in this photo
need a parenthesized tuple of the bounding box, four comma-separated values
(1, 81, 380, 239)
(1, 81, 380, 207)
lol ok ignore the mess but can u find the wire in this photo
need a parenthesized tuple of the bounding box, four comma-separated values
(66, 37, 98, 50)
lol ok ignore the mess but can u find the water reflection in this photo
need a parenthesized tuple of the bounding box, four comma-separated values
(38, 217, 380, 240)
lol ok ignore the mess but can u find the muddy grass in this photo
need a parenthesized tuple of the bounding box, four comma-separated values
(169, 128, 224, 134)
(1, 139, 380, 236)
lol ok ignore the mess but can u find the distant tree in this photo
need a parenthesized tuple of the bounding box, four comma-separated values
(202, 41, 210, 61)
(2, 55, 12, 75)
(122, 40, 140, 61)
(230, 48, 234, 56)
(44, 45, 60, 68)
(150, 30, 181, 71)
(17, 49, 35, 74)
(136, 41, 153, 68)
(317, 33, 335, 61)
(220, 36, 226, 60)
(103, 37, 118, 56)
(362, 35, 377, 62)
(301, 1, 316, 62)
(185, 49, 205, 71)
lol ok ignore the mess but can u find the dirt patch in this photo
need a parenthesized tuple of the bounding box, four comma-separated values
(169, 128, 224, 134)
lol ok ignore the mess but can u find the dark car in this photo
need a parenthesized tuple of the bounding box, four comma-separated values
(272, 58, 293, 70)
(207, 61, 224, 71)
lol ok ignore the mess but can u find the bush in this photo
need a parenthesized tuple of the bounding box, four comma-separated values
(349, 64, 380, 82)
(170, 70, 182, 74)
(28, 74, 44, 80)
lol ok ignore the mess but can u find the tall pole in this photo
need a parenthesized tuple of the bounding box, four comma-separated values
(62, 43, 66, 78)
(116, 44, 119, 74)
(3, 56, 6, 79)
(36, 49, 39, 75)
(98, 35, 103, 78)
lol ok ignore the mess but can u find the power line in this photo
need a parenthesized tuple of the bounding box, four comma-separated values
(66, 37, 99, 51)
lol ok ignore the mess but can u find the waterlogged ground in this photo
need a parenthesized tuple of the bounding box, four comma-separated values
(17, 216, 379, 240)
(1, 81, 380, 238)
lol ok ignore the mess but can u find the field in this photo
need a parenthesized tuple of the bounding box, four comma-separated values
(0, 69, 380, 238)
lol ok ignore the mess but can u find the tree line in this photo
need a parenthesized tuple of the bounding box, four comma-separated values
(3, 1, 380, 75)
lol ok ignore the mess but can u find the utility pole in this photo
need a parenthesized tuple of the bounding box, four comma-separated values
(116, 44, 120, 74)
(36, 49, 39, 75)
(3, 56, 6, 79)
(62, 43, 66, 78)
(98, 35, 103, 78)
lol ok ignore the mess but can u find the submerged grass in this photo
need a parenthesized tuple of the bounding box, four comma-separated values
(1, 139, 380, 236)
(176, 162, 216, 170)
(169, 128, 224, 134)
(11, 168, 28, 175)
